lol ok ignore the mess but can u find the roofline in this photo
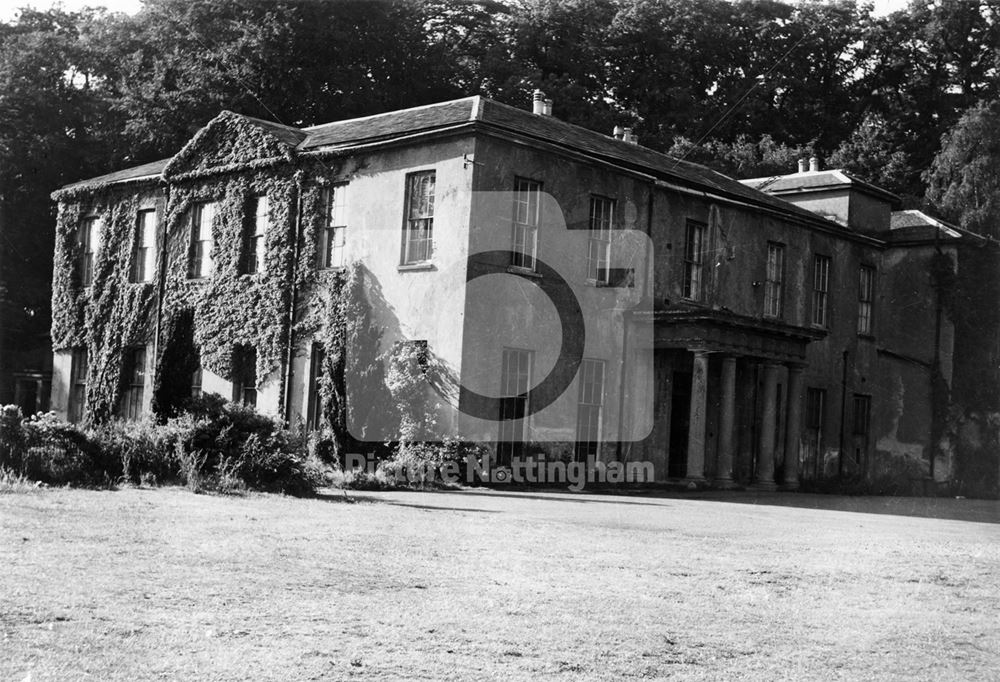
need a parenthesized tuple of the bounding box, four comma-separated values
(472, 120, 882, 245)
(50, 117, 887, 247)
(891, 209, 991, 241)
(742, 169, 900, 206)
(48, 96, 890, 240)
(300, 95, 480, 132)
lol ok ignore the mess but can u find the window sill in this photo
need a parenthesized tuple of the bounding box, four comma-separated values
(398, 262, 436, 272)
(507, 265, 541, 279)
(585, 278, 610, 287)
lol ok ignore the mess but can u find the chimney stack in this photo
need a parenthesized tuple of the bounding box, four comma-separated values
(532, 89, 546, 115)
(797, 158, 808, 173)
(613, 125, 625, 140)
(809, 156, 820, 172)
(622, 127, 633, 143)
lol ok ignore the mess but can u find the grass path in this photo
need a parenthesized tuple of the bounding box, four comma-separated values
(2, 487, 999, 680)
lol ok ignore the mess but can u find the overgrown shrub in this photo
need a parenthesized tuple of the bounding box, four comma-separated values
(0, 401, 328, 496)
(21, 411, 117, 485)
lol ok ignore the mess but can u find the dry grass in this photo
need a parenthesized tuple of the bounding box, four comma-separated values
(1, 486, 998, 681)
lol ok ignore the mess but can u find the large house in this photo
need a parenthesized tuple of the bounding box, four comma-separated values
(49, 94, 1000, 495)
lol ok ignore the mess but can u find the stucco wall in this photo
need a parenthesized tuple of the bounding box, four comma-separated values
(289, 136, 475, 442)
(461, 135, 653, 460)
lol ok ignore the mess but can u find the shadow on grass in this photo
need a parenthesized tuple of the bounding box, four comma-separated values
(345, 485, 1000, 524)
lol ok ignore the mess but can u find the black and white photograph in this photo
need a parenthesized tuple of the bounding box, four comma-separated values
(1, 0, 998, 678)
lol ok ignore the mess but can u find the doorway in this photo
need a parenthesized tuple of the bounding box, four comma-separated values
(668, 371, 691, 478)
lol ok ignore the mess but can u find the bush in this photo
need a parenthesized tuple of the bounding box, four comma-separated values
(0, 401, 329, 496)
(373, 437, 485, 489)
(22, 411, 117, 485)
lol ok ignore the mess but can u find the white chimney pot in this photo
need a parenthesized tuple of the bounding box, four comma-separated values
(532, 89, 545, 115)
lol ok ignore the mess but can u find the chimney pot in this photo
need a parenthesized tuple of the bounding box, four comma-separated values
(809, 156, 820, 172)
(542, 98, 553, 116)
(613, 125, 625, 140)
(532, 89, 546, 115)
(797, 158, 808, 173)
(622, 127, 634, 143)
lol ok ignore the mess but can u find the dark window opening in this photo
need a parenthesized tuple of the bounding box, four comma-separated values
(68, 347, 88, 423)
(233, 346, 257, 409)
(683, 221, 705, 301)
(119, 347, 146, 421)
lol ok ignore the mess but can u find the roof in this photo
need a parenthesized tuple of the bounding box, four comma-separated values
(297, 97, 852, 228)
(242, 114, 307, 147)
(61, 157, 171, 191)
(887, 209, 987, 244)
(300, 99, 475, 149)
(53, 96, 862, 231)
(740, 169, 900, 206)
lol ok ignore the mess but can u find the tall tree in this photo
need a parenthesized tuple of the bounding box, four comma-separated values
(98, 0, 469, 163)
(0, 7, 113, 398)
(925, 101, 1000, 239)
(853, 0, 1000, 197)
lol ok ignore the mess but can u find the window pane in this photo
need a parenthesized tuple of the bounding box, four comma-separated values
(511, 179, 541, 270)
(69, 348, 88, 423)
(497, 348, 533, 465)
(858, 266, 874, 334)
(308, 343, 325, 429)
(683, 222, 705, 300)
(765, 242, 784, 318)
(133, 211, 157, 283)
(812, 255, 830, 326)
(121, 347, 146, 421)
(575, 359, 606, 462)
(588, 196, 614, 282)
(403, 172, 435, 264)
(233, 346, 257, 408)
(191, 203, 215, 277)
(254, 196, 269, 235)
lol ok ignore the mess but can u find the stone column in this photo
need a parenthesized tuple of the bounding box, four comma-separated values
(783, 363, 805, 490)
(714, 354, 737, 488)
(685, 349, 710, 483)
(753, 361, 780, 491)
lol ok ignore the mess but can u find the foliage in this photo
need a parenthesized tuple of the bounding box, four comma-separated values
(668, 134, 814, 180)
(0, 400, 327, 495)
(299, 260, 394, 461)
(925, 100, 1000, 239)
(826, 114, 911, 197)
(50, 188, 157, 422)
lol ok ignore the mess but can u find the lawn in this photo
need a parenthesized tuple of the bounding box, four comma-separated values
(1, 486, 999, 681)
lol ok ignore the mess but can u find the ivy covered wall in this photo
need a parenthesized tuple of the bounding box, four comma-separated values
(51, 186, 160, 422)
(49, 112, 341, 424)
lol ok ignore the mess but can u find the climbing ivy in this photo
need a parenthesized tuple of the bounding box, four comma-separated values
(50, 111, 385, 434)
(158, 169, 296, 387)
(51, 187, 158, 422)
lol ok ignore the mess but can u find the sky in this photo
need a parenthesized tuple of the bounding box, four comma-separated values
(1, 0, 915, 22)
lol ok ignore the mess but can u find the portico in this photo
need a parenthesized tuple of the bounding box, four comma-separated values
(641, 308, 823, 488)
